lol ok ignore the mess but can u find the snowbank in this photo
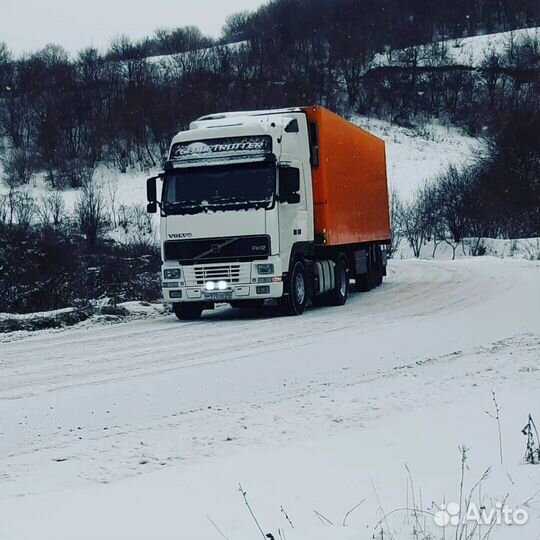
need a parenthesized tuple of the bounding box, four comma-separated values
(396, 237, 540, 261)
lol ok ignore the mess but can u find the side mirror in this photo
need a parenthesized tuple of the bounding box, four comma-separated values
(147, 176, 157, 204)
(279, 167, 301, 204)
(287, 193, 301, 204)
(147, 202, 157, 214)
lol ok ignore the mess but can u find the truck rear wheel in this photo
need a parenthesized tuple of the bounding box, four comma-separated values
(280, 260, 307, 316)
(173, 302, 203, 321)
(314, 257, 349, 306)
(327, 257, 349, 305)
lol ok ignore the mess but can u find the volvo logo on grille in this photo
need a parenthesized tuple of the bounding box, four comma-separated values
(168, 232, 192, 239)
(211, 244, 220, 253)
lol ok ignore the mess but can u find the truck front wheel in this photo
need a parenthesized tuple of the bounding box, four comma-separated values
(280, 260, 307, 316)
(173, 302, 203, 321)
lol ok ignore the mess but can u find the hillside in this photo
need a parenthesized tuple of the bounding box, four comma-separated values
(372, 26, 540, 68)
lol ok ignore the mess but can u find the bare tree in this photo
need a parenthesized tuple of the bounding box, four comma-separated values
(1, 147, 35, 187)
(388, 186, 403, 257)
(12, 191, 36, 230)
(399, 189, 431, 258)
(75, 180, 108, 249)
(37, 191, 66, 227)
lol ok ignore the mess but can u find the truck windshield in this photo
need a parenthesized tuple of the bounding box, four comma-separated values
(162, 162, 276, 214)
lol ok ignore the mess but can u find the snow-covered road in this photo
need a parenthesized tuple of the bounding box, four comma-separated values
(1, 258, 539, 540)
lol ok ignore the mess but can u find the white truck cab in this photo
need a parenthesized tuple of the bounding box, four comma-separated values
(147, 109, 313, 318)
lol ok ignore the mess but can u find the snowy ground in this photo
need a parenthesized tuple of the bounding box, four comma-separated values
(1, 258, 539, 540)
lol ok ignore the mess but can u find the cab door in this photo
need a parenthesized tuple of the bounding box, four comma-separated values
(278, 162, 309, 271)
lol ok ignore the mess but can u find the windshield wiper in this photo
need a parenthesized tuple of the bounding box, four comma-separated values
(163, 201, 206, 215)
(205, 197, 272, 209)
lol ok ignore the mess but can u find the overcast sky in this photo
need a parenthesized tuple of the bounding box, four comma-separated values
(1, 0, 266, 57)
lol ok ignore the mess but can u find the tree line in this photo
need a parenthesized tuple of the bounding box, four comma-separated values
(0, 0, 538, 188)
(0, 0, 539, 313)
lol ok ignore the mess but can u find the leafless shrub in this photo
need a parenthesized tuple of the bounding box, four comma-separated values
(37, 191, 66, 226)
(48, 158, 94, 189)
(12, 191, 36, 229)
(485, 391, 504, 465)
(398, 188, 432, 258)
(388, 186, 403, 258)
(0, 194, 8, 226)
(103, 170, 119, 227)
(522, 414, 540, 465)
(75, 180, 108, 248)
(522, 239, 540, 261)
(117, 203, 156, 249)
(1, 147, 35, 187)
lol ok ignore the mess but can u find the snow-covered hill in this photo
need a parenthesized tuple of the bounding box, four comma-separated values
(0, 115, 479, 221)
(373, 26, 540, 68)
(355, 117, 479, 199)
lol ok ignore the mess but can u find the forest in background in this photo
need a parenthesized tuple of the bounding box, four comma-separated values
(0, 0, 539, 314)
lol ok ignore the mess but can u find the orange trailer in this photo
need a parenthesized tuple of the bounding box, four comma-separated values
(303, 106, 391, 246)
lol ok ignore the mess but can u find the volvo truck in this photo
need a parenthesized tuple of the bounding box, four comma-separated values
(146, 106, 391, 320)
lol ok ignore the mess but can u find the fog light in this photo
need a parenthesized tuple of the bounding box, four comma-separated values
(169, 290, 182, 299)
(217, 280, 227, 290)
(205, 281, 216, 291)
(256, 285, 270, 294)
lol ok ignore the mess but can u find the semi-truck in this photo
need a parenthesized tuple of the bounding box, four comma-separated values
(146, 106, 391, 320)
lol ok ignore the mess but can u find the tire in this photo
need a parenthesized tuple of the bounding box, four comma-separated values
(280, 260, 307, 316)
(356, 246, 381, 291)
(356, 248, 373, 292)
(375, 246, 383, 286)
(173, 302, 203, 320)
(327, 257, 349, 305)
(314, 257, 349, 306)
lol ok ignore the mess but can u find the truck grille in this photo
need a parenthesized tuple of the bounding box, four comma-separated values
(164, 235, 270, 264)
(184, 263, 251, 286)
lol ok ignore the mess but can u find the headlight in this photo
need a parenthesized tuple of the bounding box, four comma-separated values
(256, 263, 274, 275)
(164, 268, 181, 280)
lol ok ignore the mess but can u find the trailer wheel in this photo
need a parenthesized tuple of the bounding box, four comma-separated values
(326, 257, 349, 306)
(356, 246, 381, 291)
(173, 302, 203, 320)
(280, 260, 307, 316)
(375, 245, 383, 286)
(356, 249, 373, 292)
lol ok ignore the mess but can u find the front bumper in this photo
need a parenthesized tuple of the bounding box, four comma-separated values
(162, 257, 284, 303)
